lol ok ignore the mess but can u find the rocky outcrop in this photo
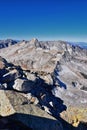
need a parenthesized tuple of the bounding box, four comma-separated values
(0, 90, 63, 130)
(13, 78, 35, 92)
(0, 56, 66, 129)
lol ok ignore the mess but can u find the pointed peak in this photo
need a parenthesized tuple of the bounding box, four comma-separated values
(30, 38, 38, 43)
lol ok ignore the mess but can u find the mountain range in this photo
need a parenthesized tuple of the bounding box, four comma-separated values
(0, 38, 87, 130)
(69, 42, 87, 49)
(0, 39, 87, 50)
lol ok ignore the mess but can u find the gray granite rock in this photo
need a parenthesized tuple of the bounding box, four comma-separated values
(13, 78, 35, 92)
(0, 90, 63, 130)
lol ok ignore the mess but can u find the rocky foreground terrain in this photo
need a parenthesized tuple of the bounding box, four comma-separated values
(0, 38, 87, 130)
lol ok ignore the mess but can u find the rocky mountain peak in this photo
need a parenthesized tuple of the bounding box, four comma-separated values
(29, 38, 38, 44)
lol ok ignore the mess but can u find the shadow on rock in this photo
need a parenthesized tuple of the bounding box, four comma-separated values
(0, 113, 75, 130)
(77, 122, 87, 130)
(26, 77, 67, 117)
(0, 112, 87, 130)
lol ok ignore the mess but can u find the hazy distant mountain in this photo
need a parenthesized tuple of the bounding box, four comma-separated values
(0, 39, 18, 49)
(69, 42, 87, 49)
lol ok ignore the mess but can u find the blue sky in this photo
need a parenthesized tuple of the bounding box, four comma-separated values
(0, 0, 87, 41)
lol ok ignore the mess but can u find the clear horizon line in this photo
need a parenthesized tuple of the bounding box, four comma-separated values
(0, 36, 87, 43)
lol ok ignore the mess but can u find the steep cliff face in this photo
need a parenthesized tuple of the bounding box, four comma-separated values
(0, 39, 87, 129)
